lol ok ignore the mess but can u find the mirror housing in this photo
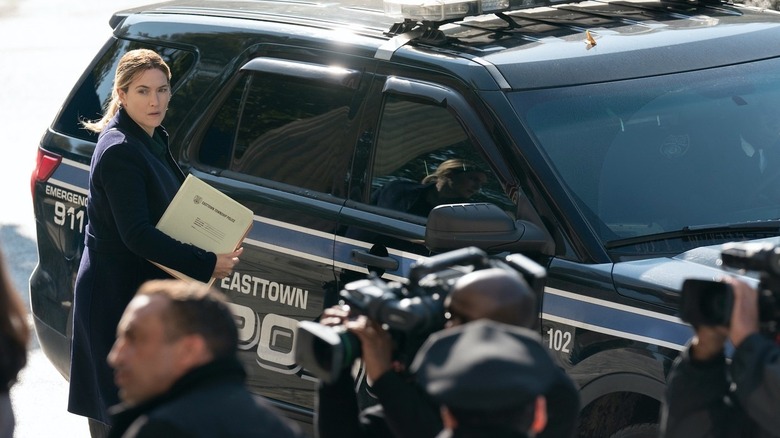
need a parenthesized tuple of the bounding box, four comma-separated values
(425, 203, 554, 255)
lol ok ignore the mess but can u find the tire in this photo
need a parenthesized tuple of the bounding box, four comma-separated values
(609, 423, 660, 438)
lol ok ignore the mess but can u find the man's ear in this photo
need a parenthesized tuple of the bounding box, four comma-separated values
(175, 334, 212, 370)
(530, 396, 548, 435)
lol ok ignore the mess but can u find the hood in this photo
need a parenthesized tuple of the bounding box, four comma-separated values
(611, 237, 779, 310)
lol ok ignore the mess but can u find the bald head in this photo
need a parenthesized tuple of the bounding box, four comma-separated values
(445, 268, 536, 329)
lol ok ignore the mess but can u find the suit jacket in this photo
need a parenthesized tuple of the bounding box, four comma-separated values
(68, 108, 216, 423)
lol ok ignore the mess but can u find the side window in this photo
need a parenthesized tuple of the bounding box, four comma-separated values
(199, 70, 357, 197)
(54, 41, 195, 142)
(368, 94, 515, 219)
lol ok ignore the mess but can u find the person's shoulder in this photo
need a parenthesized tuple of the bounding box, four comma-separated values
(96, 111, 149, 153)
(237, 392, 305, 438)
(373, 179, 427, 200)
(385, 179, 427, 190)
(140, 385, 301, 437)
(120, 415, 194, 438)
(94, 126, 133, 156)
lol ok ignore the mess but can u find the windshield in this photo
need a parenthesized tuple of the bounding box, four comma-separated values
(511, 57, 780, 252)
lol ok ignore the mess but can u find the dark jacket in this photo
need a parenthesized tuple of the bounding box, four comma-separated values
(435, 427, 531, 438)
(108, 357, 301, 438)
(371, 180, 438, 217)
(317, 368, 442, 438)
(317, 366, 579, 438)
(662, 334, 780, 438)
(0, 334, 26, 393)
(343, 180, 440, 255)
(68, 109, 217, 424)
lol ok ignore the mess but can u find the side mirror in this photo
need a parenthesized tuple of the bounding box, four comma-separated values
(425, 203, 554, 255)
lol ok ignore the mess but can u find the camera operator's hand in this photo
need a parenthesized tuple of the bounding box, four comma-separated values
(691, 325, 729, 361)
(319, 305, 351, 327)
(346, 316, 396, 383)
(723, 277, 760, 347)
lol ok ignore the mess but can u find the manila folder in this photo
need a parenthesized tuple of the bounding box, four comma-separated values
(153, 174, 253, 285)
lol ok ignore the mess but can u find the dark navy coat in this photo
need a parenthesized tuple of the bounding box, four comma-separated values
(68, 108, 216, 424)
(107, 357, 302, 438)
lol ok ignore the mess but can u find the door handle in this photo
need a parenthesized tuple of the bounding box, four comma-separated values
(350, 249, 399, 271)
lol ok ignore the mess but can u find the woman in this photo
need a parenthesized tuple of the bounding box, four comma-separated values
(68, 49, 242, 436)
(373, 158, 488, 217)
(0, 248, 29, 438)
(421, 158, 488, 204)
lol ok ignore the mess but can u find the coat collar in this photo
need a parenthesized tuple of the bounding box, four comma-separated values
(108, 356, 246, 434)
(104, 107, 169, 150)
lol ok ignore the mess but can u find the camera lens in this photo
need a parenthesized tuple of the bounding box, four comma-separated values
(700, 290, 731, 325)
(680, 279, 733, 327)
(295, 321, 364, 384)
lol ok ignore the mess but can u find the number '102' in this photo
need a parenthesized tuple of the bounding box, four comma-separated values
(546, 327, 572, 353)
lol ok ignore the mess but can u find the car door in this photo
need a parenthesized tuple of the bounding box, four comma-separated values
(189, 48, 375, 419)
(336, 72, 521, 297)
(332, 68, 542, 407)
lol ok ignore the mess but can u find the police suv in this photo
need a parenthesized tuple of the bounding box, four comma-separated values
(30, 0, 780, 436)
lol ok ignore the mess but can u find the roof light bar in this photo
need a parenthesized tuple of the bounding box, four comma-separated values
(384, 0, 510, 21)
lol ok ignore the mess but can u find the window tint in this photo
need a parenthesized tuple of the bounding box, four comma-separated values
(199, 77, 244, 169)
(54, 41, 195, 141)
(368, 95, 514, 219)
(200, 71, 357, 197)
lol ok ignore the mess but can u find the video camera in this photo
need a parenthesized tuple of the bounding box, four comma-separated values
(680, 241, 780, 335)
(294, 246, 546, 383)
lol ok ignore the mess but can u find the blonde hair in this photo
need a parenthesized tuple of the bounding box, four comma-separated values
(82, 49, 172, 133)
(421, 158, 484, 185)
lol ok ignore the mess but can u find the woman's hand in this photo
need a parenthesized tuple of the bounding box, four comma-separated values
(212, 247, 243, 279)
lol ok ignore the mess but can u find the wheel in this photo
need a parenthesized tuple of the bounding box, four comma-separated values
(609, 423, 659, 438)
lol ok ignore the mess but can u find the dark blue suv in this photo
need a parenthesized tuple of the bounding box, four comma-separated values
(29, 0, 780, 436)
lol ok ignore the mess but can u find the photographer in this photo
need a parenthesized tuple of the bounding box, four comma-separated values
(661, 276, 780, 438)
(315, 267, 579, 438)
(413, 319, 556, 438)
(315, 307, 439, 438)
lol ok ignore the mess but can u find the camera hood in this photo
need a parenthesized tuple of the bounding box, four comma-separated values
(295, 321, 354, 384)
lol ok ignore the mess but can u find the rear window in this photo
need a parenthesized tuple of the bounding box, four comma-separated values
(53, 40, 195, 142)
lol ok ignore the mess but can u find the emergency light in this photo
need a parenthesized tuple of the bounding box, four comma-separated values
(383, 0, 510, 21)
